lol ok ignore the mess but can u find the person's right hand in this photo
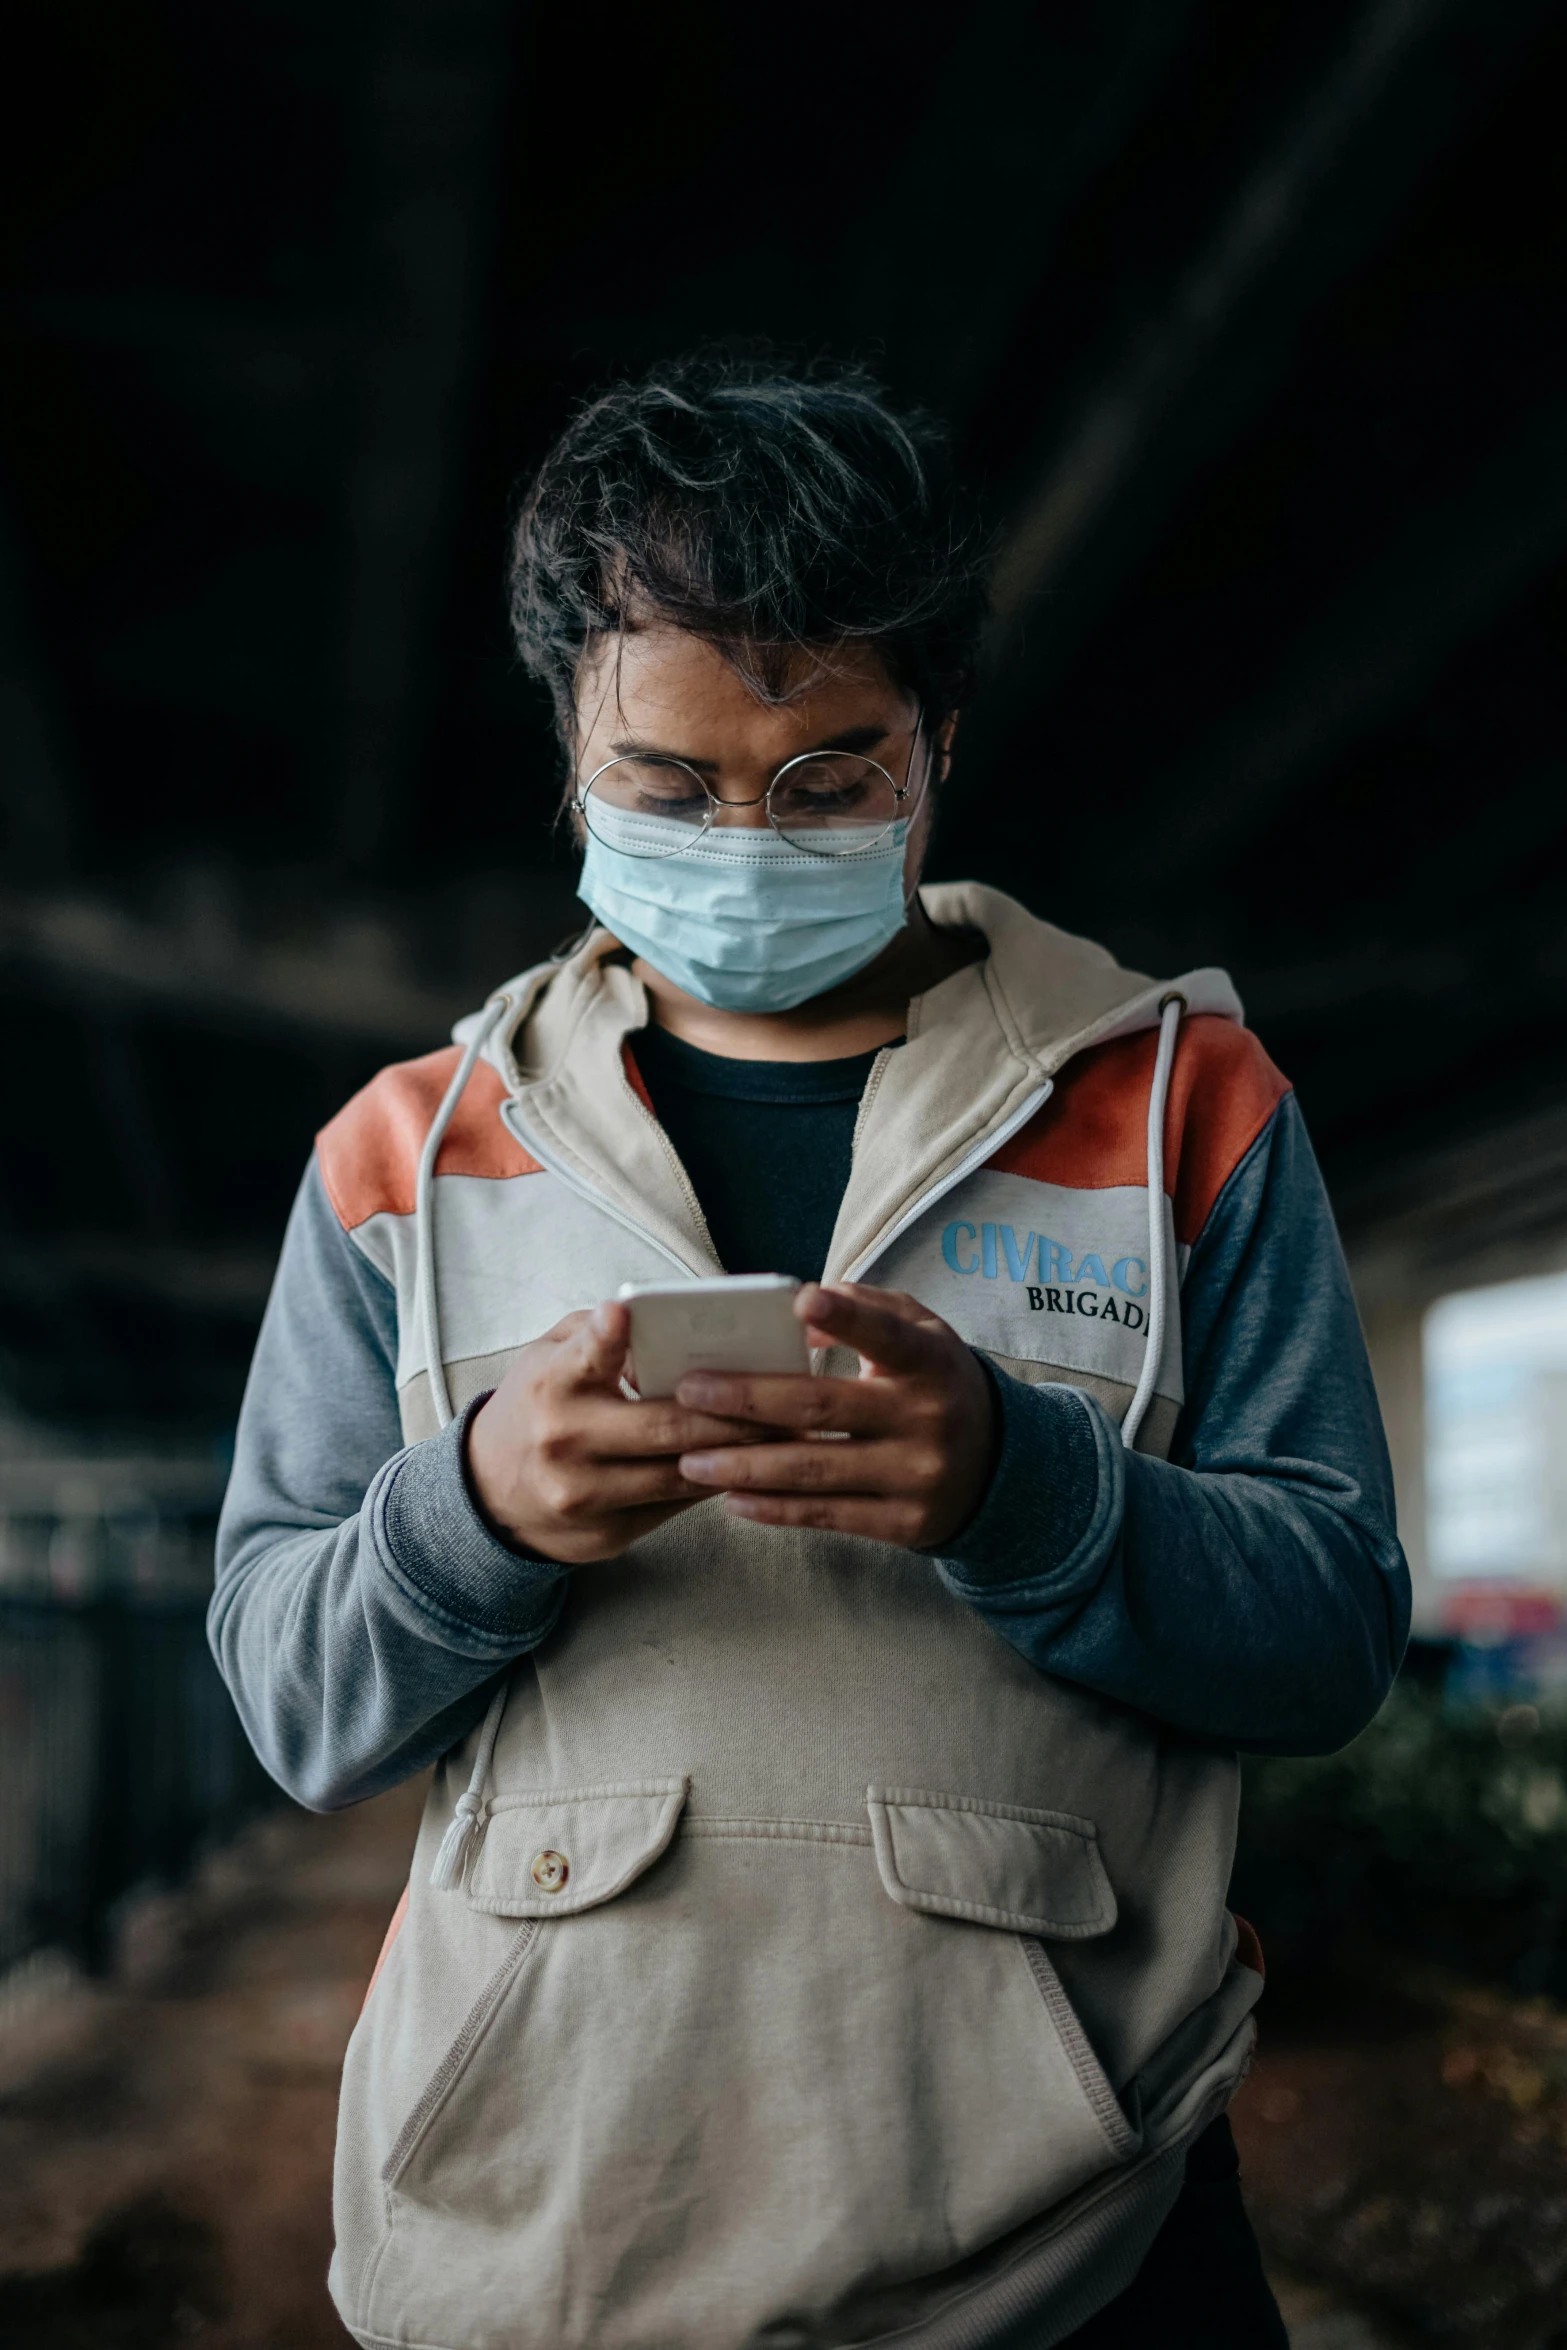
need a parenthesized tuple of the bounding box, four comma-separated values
(464, 1300, 769, 1565)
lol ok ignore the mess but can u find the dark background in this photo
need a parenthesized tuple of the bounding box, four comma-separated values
(3, 0, 1565, 1438)
(4, 17, 1567, 2341)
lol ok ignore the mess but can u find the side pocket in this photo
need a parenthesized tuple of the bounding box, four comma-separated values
(1017, 1934, 1141, 2162)
(866, 1786, 1140, 2173)
(865, 1786, 1117, 1937)
(382, 1919, 540, 2188)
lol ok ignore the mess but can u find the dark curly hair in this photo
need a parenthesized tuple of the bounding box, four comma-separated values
(507, 351, 988, 773)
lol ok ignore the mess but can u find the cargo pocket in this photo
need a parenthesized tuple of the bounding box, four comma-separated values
(359, 1780, 1132, 2349)
(379, 1779, 689, 2194)
(866, 1785, 1139, 2162)
(465, 1777, 690, 1917)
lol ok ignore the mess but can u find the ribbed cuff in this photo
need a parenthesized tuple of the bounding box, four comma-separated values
(936, 1364, 1122, 1593)
(375, 1395, 569, 1643)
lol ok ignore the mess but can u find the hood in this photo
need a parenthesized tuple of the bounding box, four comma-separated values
(449, 883, 1242, 1290)
(917, 882, 1240, 1071)
(457, 882, 1240, 1081)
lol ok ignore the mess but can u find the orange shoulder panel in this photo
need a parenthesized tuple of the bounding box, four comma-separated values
(316, 1047, 541, 1232)
(987, 1015, 1290, 1246)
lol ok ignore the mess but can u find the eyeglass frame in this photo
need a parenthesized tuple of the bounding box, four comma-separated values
(572, 714, 928, 861)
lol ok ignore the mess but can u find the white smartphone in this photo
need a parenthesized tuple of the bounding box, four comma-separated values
(617, 1274, 810, 1399)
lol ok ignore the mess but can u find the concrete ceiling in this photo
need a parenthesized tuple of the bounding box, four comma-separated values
(1, 0, 1564, 1431)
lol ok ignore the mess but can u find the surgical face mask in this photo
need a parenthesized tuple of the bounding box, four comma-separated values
(577, 803, 910, 1013)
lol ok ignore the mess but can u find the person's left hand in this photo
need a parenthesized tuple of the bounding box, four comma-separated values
(675, 1283, 998, 1550)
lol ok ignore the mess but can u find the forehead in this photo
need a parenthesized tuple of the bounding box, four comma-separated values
(574, 628, 905, 753)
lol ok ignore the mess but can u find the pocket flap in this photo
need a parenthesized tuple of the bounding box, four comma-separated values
(866, 1788, 1116, 1939)
(465, 1779, 689, 1918)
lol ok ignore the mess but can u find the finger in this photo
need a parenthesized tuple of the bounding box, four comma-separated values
(574, 1397, 787, 1456)
(679, 1439, 908, 1494)
(796, 1283, 945, 1373)
(557, 1299, 632, 1391)
(540, 1466, 728, 1522)
(802, 1282, 931, 1327)
(540, 1308, 594, 1344)
(722, 1492, 927, 1540)
(558, 1458, 724, 1511)
(675, 1371, 893, 1433)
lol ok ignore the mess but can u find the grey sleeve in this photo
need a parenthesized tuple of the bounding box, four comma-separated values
(209, 1156, 569, 1810)
(936, 1093, 1410, 1755)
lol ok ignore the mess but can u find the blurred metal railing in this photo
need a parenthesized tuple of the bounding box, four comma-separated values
(0, 1453, 277, 1978)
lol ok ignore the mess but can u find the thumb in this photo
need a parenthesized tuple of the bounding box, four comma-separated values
(564, 1298, 631, 1390)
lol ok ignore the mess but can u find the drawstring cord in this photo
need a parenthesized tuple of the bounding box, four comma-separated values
(1120, 993, 1185, 1452)
(429, 1677, 511, 1890)
(415, 991, 514, 1890)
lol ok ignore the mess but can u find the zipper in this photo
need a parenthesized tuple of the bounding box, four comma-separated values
(499, 1098, 706, 1280)
(848, 1042, 896, 1161)
(842, 1078, 1053, 1283)
(618, 1065, 723, 1267)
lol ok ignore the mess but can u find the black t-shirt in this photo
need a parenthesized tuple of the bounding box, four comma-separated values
(629, 1024, 885, 1283)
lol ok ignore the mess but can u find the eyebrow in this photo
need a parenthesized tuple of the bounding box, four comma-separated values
(605, 721, 893, 772)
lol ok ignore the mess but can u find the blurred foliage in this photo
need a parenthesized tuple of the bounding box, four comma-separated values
(1232, 1681, 1567, 1996)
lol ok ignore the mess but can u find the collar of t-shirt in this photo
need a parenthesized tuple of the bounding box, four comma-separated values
(627, 1024, 899, 1284)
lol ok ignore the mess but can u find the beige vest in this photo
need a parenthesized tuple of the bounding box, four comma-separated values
(329, 889, 1263, 2350)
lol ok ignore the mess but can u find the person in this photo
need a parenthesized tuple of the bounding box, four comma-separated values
(211, 354, 1408, 2350)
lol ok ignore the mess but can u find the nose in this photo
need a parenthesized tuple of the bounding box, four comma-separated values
(706, 789, 773, 829)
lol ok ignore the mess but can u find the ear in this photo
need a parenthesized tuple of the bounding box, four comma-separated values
(934, 710, 959, 786)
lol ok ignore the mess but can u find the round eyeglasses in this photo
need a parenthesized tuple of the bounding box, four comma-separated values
(574, 728, 924, 861)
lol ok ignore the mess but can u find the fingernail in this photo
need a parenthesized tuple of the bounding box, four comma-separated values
(677, 1374, 720, 1403)
(680, 1453, 719, 1483)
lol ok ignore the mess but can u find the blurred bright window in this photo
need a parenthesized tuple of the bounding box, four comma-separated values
(1425, 1269, 1567, 1587)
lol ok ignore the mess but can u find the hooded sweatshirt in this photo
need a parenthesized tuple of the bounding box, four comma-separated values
(212, 884, 1407, 2350)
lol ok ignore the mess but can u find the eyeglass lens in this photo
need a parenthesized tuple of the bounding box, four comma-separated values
(580, 753, 905, 858)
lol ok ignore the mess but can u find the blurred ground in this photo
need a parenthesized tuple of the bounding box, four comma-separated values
(1, 1793, 1564, 2348)
(1234, 1966, 1567, 2348)
(0, 1784, 423, 2349)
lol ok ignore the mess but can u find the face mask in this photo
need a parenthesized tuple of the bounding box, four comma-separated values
(577, 802, 910, 1013)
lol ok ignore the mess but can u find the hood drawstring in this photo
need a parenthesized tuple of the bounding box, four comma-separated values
(416, 992, 515, 1891)
(429, 1674, 511, 1891)
(1120, 993, 1185, 1451)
